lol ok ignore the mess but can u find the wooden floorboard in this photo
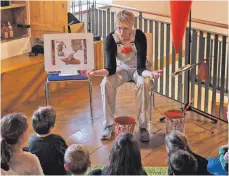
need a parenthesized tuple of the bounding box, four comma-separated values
(3, 76, 228, 167)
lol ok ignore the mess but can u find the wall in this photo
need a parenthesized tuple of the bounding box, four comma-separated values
(112, 0, 228, 35)
(1, 37, 31, 59)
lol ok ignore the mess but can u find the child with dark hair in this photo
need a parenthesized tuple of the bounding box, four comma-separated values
(64, 144, 91, 175)
(28, 106, 68, 175)
(168, 149, 198, 175)
(1, 113, 43, 175)
(102, 133, 146, 175)
(165, 130, 211, 175)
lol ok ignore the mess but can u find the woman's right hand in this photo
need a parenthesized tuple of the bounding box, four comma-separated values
(80, 70, 95, 78)
(81, 69, 109, 77)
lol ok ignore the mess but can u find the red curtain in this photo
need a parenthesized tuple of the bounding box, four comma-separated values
(170, 0, 192, 54)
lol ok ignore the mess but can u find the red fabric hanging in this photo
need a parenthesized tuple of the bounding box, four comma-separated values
(170, 0, 192, 54)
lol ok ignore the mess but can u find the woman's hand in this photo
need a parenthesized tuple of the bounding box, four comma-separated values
(150, 70, 163, 79)
(80, 70, 95, 78)
(80, 69, 109, 78)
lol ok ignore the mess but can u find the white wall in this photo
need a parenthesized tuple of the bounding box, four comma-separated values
(1, 37, 31, 59)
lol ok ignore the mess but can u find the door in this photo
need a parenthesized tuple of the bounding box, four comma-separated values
(30, 1, 68, 38)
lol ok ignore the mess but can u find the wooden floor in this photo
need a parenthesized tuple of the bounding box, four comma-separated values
(3, 77, 228, 167)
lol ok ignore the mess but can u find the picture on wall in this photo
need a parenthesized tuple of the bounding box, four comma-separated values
(44, 33, 94, 75)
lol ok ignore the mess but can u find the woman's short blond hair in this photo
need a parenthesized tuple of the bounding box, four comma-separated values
(115, 10, 135, 28)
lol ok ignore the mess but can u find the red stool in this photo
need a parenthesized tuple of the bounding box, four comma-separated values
(114, 116, 136, 137)
(164, 110, 185, 134)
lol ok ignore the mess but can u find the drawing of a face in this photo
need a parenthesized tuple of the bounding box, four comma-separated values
(71, 39, 83, 52)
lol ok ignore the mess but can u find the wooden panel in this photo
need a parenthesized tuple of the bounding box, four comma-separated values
(30, 1, 68, 38)
(94, 40, 104, 70)
(1, 54, 44, 74)
(1, 54, 64, 113)
(145, 33, 153, 61)
(1, 63, 47, 113)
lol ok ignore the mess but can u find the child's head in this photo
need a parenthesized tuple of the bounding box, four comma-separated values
(32, 106, 56, 135)
(1, 113, 28, 171)
(64, 144, 90, 175)
(165, 130, 190, 153)
(168, 149, 198, 175)
(105, 133, 145, 175)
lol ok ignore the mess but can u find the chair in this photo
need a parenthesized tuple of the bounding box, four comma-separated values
(44, 21, 93, 120)
(45, 73, 93, 121)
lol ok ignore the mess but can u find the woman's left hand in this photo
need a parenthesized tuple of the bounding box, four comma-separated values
(151, 70, 163, 79)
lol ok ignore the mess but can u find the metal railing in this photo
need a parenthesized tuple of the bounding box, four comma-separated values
(71, 1, 228, 121)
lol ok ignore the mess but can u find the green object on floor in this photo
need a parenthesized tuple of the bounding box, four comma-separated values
(87, 165, 168, 175)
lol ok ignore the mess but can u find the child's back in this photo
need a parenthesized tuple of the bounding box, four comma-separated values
(28, 106, 68, 175)
(28, 133, 67, 175)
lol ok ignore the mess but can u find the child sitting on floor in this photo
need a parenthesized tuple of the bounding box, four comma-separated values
(64, 144, 91, 175)
(165, 130, 211, 175)
(28, 106, 68, 175)
(102, 133, 147, 175)
(168, 149, 198, 175)
(1, 113, 43, 175)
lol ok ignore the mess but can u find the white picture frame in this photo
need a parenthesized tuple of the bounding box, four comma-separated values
(44, 33, 94, 75)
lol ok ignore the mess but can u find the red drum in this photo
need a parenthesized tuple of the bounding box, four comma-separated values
(164, 110, 185, 134)
(114, 116, 136, 136)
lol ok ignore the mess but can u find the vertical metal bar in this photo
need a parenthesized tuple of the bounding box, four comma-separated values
(99, 10, 102, 37)
(95, 8, 98, 36)
(184, 28, 189, 103)
(91, 2, 95, 34)
(217, 41, 222, 89)
(45, 79, 50, 105)
(139, 12, 142, 30)
(107, 8, 111, 35)
(178, 44, 183, 102)
(71, 0, 73, 13)
(111, 12, 115, 32)
(149, 20, 153, 65)
(102, 10, 107, 65)
(78, 1, 80, 21)
(88, 0, 91, 33)
(186, 11, 192, 106)
(81, 0, 83, 22)
(204, 33, 211, 113)
(226, 47, 229, 93)
(211, 34, 218, 116)
(209, 39, 214, 87)
(160, 23, 164, 94)
(102, 11, 106, 38)
(219, 36, 226, 119)
(154, 22, 159, 88)
(144, 19, 148, 33)
(190, 30, 197, 101)
(134, 17, 137, 29)
(197, 31, 205, 110)
(171, 43, 176, 99)
(165, 24, 170, 97)
(88, 79, 94, 121)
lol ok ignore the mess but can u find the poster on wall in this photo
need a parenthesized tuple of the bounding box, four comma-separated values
(44, 33, 94, 75)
